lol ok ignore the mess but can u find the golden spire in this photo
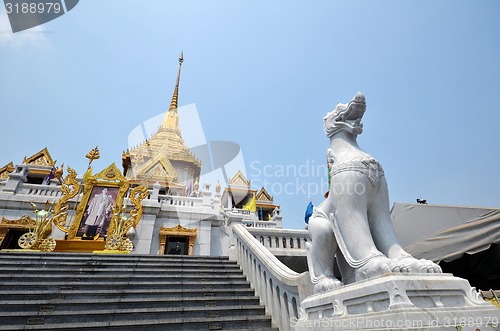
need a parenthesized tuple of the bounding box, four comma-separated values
(162, 52, 183, 129)
(170, 52, 183, 112)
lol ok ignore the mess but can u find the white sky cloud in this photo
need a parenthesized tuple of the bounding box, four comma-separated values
(0, 12, 48, 47)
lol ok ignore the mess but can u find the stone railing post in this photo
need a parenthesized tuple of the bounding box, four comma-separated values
(2, 164, 28, 193)
(151, 181, 161, 201)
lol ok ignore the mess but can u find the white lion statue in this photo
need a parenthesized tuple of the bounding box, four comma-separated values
(307, 92, 441, 294)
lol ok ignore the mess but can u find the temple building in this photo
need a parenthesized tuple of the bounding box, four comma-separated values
(0, 54, 283, 257)
(121, 53, 201, 194)
(0, 54, 498, 330)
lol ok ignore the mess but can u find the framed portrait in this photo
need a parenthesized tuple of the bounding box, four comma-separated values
(76, 186, 119, 238)
(67, 163, 129, 240)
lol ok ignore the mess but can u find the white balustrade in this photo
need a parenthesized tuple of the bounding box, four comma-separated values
(16, 183, 64, 197)
(160, 194, 203, 208)
(232, 224, 311, 331)
(246, 227, 309, 254)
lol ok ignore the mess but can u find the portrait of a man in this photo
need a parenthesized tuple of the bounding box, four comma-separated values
(77, 186, 118, 238)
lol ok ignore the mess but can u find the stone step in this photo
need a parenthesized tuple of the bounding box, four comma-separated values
(0, 280, 252, 291)
(0, 252, 234, 263)
(0, 296, 262, 312)
(0, 259, 239, 269)
(0, 252, 274, 330)
(0, 273, 247, 282)
(0, 266, 243, 275)
(0, 287, 256, 300)
(0, 261, 240, 269)
(0, 305, 268, 325)
(0, 315, 275, 331)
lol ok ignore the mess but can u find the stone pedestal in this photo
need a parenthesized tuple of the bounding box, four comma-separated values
(296, 274, 499, 330)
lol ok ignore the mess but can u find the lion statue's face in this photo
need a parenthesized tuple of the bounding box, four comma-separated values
(323, 92, 366, 138)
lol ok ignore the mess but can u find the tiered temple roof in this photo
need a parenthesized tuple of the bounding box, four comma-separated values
(121, 53, 201, 190)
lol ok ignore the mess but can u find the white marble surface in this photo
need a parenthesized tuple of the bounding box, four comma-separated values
(307, 92, 441, 294)
(296, 273, 499, 330)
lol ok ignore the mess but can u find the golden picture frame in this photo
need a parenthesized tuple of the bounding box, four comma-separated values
(67, 163, 129, 240)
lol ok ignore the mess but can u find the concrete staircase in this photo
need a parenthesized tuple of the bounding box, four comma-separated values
(0, 252, 277, 331)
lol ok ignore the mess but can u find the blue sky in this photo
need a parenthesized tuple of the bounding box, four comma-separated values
(1, 1, 499, 230)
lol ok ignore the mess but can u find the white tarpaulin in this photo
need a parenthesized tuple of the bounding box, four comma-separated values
(390, 202, 500, 263)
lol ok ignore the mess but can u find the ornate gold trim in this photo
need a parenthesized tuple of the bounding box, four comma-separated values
(52, 166, 81, 233)
(159, 225, 197, 255)
(0, 215, 36, 246)
(67, 163, 129, 240)
(22, 147, 55, 167)
(16, 204, 55, 251)
(107, 185, 148, 237)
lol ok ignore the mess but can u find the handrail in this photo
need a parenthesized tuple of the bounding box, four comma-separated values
(232, 223, 312, 331)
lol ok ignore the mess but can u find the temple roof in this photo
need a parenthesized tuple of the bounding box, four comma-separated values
(256, 187, 273, 202)
(122, 53, 201, 186)
(0, 161, 14, 180)
(23, 147, 55, 167)
(256, 186, 279, 209)
(229, 170, 251, 188)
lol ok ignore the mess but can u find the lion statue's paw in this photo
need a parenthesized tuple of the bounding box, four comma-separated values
(355, 255, 396, 281)
(314, 277, 343, 294)
(395, 254, 442, 274)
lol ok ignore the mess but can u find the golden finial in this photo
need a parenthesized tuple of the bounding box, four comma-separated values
(216, 180, 221, 195)
(54, 163, 64, 180)
(85, 146, 100, 168)
(162, 53, 184, 129)
(169, 52, 183, 112)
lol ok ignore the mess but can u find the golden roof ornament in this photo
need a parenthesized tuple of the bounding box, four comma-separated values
(54, 163, 64, 180)
(85, 146, 100, 167)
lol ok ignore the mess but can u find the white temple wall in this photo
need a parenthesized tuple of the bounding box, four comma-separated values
(135, 214, 156, 255)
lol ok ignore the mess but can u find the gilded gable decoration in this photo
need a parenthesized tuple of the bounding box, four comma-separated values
(229, 170, 250, 187)
(94, 163, 127, 182)
(0, 162, 14, 179)
(256, 187, 273, 202)
(135, 157, 177, 184)
(22, 147, 55, 167)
